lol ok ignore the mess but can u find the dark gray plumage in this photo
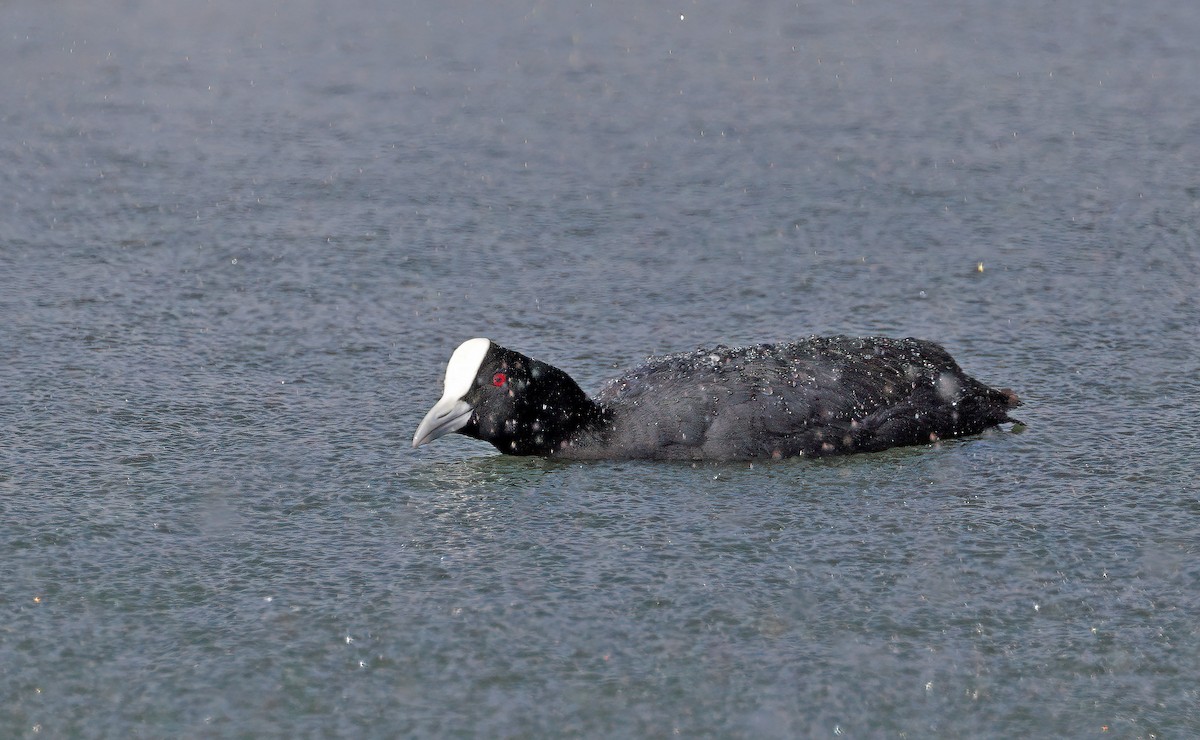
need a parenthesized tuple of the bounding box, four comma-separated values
(413, 336, 1021, 461)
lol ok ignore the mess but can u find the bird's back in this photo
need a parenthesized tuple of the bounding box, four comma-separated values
(587, 336, 1016, 460)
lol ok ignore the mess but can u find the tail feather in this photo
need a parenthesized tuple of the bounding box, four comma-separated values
(999, 387, 1021, 408)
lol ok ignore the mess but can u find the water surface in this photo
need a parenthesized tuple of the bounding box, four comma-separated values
(2, 0, 1199, 736)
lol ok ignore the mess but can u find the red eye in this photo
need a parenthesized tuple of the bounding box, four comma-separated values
(491, 372, 507, 387)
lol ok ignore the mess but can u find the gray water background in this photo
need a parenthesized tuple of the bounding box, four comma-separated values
(3, 0, 1199, 736)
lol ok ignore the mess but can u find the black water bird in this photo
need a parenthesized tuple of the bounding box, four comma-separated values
(412, 336, 1021, 461)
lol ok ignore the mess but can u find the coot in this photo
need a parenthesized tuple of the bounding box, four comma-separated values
(413, 336, 1021, 461)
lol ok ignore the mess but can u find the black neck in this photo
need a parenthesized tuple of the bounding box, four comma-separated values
(506, 368, 609, 456)
(468, 347, 611, 456)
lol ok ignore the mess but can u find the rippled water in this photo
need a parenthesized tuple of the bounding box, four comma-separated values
(3, 0, 1199, 736)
